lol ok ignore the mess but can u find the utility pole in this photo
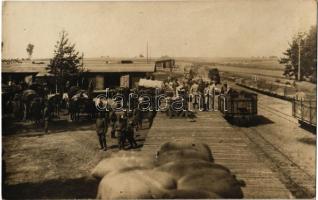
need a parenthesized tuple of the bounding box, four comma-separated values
(55, 62, 58, 94)
(146, 41, 148, 64)
(298, 38, 301, 81)
(81, 52, 84, 87)
(149, 46, 151, 62)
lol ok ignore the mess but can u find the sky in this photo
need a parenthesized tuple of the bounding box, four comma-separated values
(2, 0, 317, 59)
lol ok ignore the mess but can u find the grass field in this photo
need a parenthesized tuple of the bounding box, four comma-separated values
(176, 57, 285, 78)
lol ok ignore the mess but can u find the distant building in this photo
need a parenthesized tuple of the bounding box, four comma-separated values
(82, 60, 155, 89)
(155, 58, 175, 71)
(2, 59, 155, 90)
(2, 61, 47, 84)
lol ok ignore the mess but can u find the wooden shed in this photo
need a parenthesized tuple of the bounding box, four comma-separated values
(83, 61, 155, 89)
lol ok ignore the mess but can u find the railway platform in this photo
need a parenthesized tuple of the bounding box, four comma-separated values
(142, 111, 293, 198)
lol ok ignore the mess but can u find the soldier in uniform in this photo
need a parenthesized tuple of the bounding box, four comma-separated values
(110, 110, 117, 138)
(190, 80, 199, 109)
(116, 111, 128, 150)
(43, 102, 50, 134)
(134, 99, 143, 130)
(126, 121, 137, 149)
(95, 100, 108, 151)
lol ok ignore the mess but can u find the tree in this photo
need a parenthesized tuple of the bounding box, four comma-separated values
(279, 26, 317, 82)
(26, 43, 34, 60)
(47, 31, 82, 93)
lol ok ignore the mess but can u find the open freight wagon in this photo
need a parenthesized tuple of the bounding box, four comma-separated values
(292, 98, 316, 127)
(218, 90, 257, 124)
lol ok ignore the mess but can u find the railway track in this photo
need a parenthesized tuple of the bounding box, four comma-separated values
(237, 126, 315, 198)
(257, 103, 298, 125)
(228, 82, 316, 197)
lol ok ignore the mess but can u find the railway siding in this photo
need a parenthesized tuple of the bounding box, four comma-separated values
(142, 111, 293, 198)
(240, 127, 315, 198)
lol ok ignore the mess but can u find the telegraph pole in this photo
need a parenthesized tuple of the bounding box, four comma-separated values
(298, 38, 301, 81)
(146, 41, 149, 64)
(81, 52, 84, 87)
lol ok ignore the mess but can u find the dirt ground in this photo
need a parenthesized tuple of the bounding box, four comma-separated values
(2, 113, 150, 199)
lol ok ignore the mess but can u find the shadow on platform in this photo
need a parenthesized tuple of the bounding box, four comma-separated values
(3, 177, 99, 199)
(299, 123, 316, 135)
(225, 115, 274, 127)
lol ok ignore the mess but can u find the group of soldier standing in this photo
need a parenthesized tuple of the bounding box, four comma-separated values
(163, 76, 222, 112)
(95, 99, 143, 151)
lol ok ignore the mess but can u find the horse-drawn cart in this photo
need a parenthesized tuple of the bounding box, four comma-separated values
(218, 90, 257, 124)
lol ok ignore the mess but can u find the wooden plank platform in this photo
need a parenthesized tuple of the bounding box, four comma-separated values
(141, 112, 292, 198)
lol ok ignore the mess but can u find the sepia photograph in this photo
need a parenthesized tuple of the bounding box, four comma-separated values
(1, 0, 317, 199)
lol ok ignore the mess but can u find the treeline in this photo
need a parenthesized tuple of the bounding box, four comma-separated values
(2, 59, 24, 64)
(279, 26, 317, 83)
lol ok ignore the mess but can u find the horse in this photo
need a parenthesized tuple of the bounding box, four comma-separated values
(69, 97, 96, 121)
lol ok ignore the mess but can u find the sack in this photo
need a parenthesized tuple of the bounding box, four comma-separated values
(97, 169, 176, 199)
(156, 141, 213, 165)
(155, 159, 230, 179)
(91, 153, 154, 179)
(178, 170, 244, 198)
(156, 149, 212, 165)
(138, 79, 163, 89)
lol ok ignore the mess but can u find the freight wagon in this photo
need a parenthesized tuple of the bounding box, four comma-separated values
(218, 90, 257, 124)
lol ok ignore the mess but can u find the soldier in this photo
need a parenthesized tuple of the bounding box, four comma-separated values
(110, 110, 117, 138)
(190, 80, 199, 109)
(209, 81, 216, 110)
(126, 121, 137, 149)
(31, 97, 42, 127)
(43, 102, 50, 134)
(203, 82, 210, 111)
(96, 100, 108, 151)
(198, 79, 205, 109)
(134, 100, 143, 130)
(116, 112, 128, 150)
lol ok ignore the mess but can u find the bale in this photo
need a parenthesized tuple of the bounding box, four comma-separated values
(156, 141, 213, 164)
(97, 169, 176, 199)
(138, 79, 163, 89)
(155, 159, 230, 180)
(178, 170, 244, 198)
(156, 149, 212, 165)
(91, 153, 155, 179)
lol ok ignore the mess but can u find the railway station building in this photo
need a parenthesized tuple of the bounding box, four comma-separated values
(155, 58, 175, 71)
(2, 61, 48, 85)
(82, 60, 155, 89)
(2, 59, 156, 90)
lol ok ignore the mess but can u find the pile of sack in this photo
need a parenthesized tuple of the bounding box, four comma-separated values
(92, 140, 245, 199)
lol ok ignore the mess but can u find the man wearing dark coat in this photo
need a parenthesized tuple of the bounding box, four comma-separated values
(126, 121, 137, 149)
(110, 110, 117, 138)
(96, 101, 108, 151)
(43, 102, 50, 134)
